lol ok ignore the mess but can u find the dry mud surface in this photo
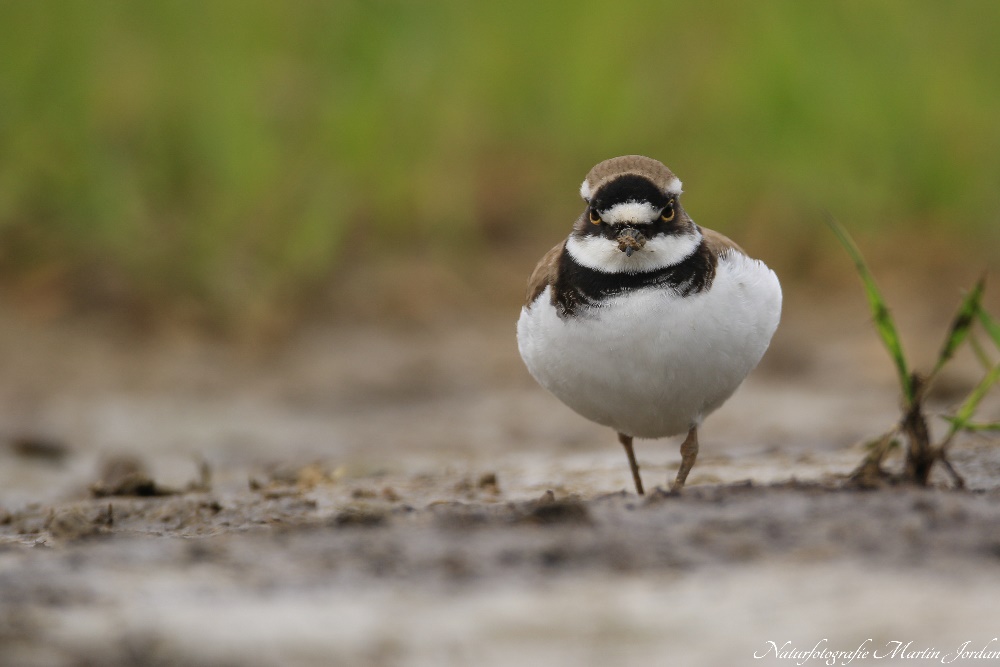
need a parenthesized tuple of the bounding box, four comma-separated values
(2, 291, 1000, 667)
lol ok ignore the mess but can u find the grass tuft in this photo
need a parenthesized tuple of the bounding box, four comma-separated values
(830, 220, 998, 488)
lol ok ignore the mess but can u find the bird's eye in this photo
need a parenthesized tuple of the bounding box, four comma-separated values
(661, 201, 675, 222)
(589, 208, 602, 225)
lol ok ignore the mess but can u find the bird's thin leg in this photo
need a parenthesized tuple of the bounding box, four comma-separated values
(617, 432, 644, 495)
(671, 427, 699, 492)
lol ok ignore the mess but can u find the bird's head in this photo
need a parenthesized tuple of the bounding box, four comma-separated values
(568, 155, 701, 273)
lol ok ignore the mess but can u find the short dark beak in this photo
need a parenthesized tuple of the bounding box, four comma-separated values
(616, 227, 646, 256)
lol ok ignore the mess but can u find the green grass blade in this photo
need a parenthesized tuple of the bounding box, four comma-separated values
(826, 215, 913, 406)
(945, 362, 1000, 437)
(930, 276, 986, 379)
(979, 309, 1000, 352)
(942, 419, 1000, 433)
(969, 334, 996, 371)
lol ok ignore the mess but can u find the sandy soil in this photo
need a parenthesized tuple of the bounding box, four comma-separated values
(2, 287, 1000, 667)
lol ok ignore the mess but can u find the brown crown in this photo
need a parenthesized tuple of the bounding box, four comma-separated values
(583, 155, 680, 199)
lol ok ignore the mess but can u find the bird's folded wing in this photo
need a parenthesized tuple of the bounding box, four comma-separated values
(525, 241, 564, 306)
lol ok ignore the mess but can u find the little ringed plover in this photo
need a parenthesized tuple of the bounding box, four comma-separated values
(516, 155, 781, 494)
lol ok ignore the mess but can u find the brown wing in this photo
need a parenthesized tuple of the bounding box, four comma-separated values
(701, 227, 745, 259)
(524, 241, 565, 306)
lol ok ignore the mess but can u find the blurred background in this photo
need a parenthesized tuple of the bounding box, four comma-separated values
(2, 0, 999, 336)
(4, 4, 1000, 665)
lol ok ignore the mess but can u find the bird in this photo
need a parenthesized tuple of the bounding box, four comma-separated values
(516, 155, 781, 495)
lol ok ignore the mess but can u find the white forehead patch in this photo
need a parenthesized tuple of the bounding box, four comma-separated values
(579, 179, 591, 201)
(665, 177, 683, 195)
(598, 200, 661, 225)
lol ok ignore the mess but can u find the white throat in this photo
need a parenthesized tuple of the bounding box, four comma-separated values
(565, 229, 703, 274)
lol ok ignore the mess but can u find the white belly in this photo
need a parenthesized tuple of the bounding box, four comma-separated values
(516, 253, 782, 438)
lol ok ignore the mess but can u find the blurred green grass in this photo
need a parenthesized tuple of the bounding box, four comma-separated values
(1, 1, 999, 329)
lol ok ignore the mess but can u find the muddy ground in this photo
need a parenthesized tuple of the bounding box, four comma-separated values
(2, 286, 1000, 667)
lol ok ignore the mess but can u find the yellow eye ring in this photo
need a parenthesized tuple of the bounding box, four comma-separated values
(661, 205, 675, 222)
(589, 209, 602, 225)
